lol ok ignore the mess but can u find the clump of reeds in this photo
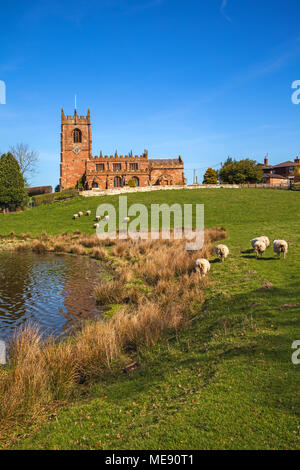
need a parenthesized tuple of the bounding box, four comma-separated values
(91, 247, 107, 260)
(53, 242, 68, 253)
(68, 244, 87, 255)
(31, 240, 48, 254)
(94, 280, 126, 305)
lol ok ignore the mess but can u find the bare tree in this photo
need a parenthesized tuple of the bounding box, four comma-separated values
(9, 143, 39, 184)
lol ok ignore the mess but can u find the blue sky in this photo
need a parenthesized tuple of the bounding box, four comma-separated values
(1, 0, 300, 187)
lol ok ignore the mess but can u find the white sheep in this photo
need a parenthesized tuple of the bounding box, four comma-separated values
(194, 258, 211, 277)
(273, 240, 288, 259)
(104, 215, 110, 221)
(123, 216, 130, 223)
(95, 215, 101, 222)
(93, 223, 99, 229)
(215, 244, 229, 262)
(78, 211, 83, 217)
(251, 236, 270, 249)
(253, 239, 266, 258)
(260, 236, 270, 248)
(86, 210, 91, 216)
(73, 214, 79, 220)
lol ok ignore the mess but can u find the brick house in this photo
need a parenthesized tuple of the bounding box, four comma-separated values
(261, 156, 300, 185)
(60, 109, 186, 190)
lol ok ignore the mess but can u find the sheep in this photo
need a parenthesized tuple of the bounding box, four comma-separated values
(86, 210, 91, 216)
(104, 215, 110, 221)
(253, 239, 266, 258)
(215, 244, 229, 262)
(95, 215, 101, 222)
(260, 236, 270, 248)
(73, 214, 79, 220)
(78, 211, 83, 217)
(251, 236, 270, 249)
(123, 216, 130, 223)
(273, 240, 288, 259)
(93, 223, 99, 229)
(194, 258, 211, 277)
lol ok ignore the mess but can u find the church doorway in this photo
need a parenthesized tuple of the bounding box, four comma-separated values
(114, 176, 122, 188)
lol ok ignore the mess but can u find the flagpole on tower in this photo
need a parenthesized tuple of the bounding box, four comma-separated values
(75, 94, 77, 111)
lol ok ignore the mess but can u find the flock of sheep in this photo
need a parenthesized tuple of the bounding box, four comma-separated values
(194, 237, 289, 277)
(72, 211, 288, 278)
(72, 210, 127, 228)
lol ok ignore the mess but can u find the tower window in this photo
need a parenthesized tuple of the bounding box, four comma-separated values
(73, 128, 82, 143)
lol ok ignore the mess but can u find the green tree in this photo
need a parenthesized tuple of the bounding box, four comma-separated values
(0, 153, 27, 210)
(203, 167, 218, 184)
(219, 158, 263, 184)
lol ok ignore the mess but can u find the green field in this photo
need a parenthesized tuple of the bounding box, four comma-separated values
(1, 188, 300, 450)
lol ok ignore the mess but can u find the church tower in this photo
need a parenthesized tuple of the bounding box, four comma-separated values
(60, 108, 92, 190)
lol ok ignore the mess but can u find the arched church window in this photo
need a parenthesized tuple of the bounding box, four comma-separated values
(132, 176, 139, 186)
(73, 128, 82, 143)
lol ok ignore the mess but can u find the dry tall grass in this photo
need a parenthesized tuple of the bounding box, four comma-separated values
(0, 227, 226, 426)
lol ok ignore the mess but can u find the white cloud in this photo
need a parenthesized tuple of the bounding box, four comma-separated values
(220, 0, 232, 23)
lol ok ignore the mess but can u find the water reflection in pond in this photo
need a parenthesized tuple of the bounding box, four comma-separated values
(0, 252, 104, 341)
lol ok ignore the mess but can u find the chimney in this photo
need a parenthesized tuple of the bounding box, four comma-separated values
(294, 157, 300, 164)
(264, 156, 269, 166)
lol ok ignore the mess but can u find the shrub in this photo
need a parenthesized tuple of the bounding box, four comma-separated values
(127, 179, 137, 188)
(32, 188, 78, 206)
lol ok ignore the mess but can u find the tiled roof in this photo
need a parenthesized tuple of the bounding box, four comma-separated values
(263, 173, 289, 179)
(272, 161, 295, 168)
(149, 158, 181, 165)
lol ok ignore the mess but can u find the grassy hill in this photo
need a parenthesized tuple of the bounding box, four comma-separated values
(0, 188, 300, 449)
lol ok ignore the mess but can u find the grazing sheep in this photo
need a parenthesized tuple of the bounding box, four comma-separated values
(123, 216, 130, 223)
(104, 215, 109, 221)
(215, 244, 229, 262)
(253, 240, 266, 258)
(251, 236, 270, 249)
(93, 223, 99, 229)
(273, 240, 288, 259)
(78, 211, 83, 217)
(86, 210, 91, 216)
(194, 258, 211, 277)
(260, 236, 270, 248)
(73, 214, 79, 220)
(95, 215, 101, 222)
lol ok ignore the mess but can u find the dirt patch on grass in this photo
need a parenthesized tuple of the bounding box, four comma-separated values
(258, 281, 273, 291)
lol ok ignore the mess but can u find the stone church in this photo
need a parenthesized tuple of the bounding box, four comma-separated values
(60, 109, 186, 190)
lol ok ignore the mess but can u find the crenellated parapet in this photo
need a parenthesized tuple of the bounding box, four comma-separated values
(90, 150, 148, 161)
(61, 108, 91, 125)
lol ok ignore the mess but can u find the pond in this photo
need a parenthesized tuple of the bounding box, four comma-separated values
(0, 252, 104, 341)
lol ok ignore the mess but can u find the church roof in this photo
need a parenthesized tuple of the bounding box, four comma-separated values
(149, 157, 182, 165)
